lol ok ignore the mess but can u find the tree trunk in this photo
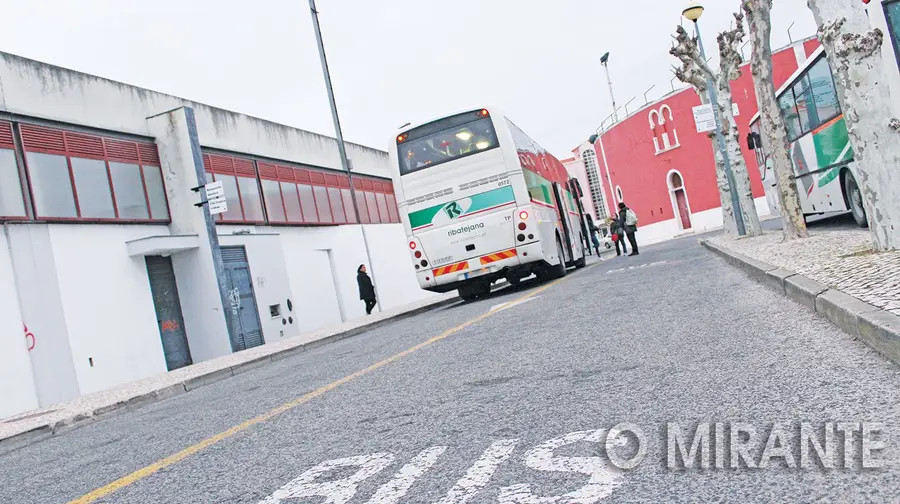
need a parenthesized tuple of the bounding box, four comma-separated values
(716, 75, 763, 236)
(808, 0, 900, 250)
(700, 93, 739, 236)
(743, 0, 809, 240)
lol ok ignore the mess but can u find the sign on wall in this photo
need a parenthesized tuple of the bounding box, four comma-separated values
(204, 181, 228, 215)
(692, 104, 716, 133)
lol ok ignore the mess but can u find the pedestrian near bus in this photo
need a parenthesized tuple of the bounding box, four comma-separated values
(610, 214, 628, 256)
(589, 222, 602, 257)
(618, 202, 639, 256)
(357, 264, 377, 315)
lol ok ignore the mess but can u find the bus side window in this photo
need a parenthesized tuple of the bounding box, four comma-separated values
(778, 92, 803, 141)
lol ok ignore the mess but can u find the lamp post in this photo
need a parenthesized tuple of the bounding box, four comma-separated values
(600, 52, 618, 123)
(682, 1, 746, 236)
(309, 0, 380, 313)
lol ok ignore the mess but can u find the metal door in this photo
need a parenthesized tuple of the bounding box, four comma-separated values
(221, 246, 264, 351)
(146, 256, 193, 371)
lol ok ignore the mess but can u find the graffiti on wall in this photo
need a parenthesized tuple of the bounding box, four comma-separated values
(23, 324, 35, 351)
(228, 287, 241, 316)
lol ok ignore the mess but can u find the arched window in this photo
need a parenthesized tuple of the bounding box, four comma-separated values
(615, 186, 624, 203)
(648, 105, 680, 154)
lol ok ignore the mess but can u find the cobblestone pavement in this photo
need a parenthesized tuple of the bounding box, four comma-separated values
(710, 214, 900, 316)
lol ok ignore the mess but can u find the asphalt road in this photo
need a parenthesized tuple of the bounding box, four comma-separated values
(2, 229, 900, 503)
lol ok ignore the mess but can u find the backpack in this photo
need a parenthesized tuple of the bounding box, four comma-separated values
(625, 209, 638, 226)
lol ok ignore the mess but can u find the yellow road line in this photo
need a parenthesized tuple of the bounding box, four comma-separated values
(69, 276, 568, 504)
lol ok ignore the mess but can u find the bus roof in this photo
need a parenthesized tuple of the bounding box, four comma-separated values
(748, 45, 826, 125)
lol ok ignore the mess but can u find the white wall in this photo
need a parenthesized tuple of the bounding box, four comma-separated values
(0, 227, 39, 419)
(5, 224, 80, 406)
(634, 197, 771, 246)
(218, 233, 298, 343)
(50, 224, 169, 395)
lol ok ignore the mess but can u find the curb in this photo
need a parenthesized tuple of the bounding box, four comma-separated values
(0, 296, 460, 453)
(701, 239, 900, 367)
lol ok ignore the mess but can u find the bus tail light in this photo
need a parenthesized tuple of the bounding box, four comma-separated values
(519, 210, 529, 220)
(409, 241, 417, 250)
(414, 250, 422, 258)
(518, 222, 527, 231)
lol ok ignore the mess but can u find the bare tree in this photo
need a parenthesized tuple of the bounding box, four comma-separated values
(743, 0, 809, 240)
(671, 15, 762, 237)
(807, 0, 900, 251)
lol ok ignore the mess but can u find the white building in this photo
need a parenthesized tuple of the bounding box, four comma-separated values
(0, 52, 432, 420)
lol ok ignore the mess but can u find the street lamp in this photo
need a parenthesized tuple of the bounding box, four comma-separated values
(681, 2, 747, 236)
(308, 0, 381, 313)
(599, 52, 618, 123)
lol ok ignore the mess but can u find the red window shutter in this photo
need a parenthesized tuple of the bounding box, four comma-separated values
(258, 162, 278, 180)
(324, 173, 339, 187)
(277, 165, 295, 181)
(309, 171, 326, 185)
(338, 176, 350, 189)
(0, 122, 13, 149)
(362, 179, 375, 191)
(138, 143, 161, 165)
(20, 124, 66, 153)
(203, 154, 211, 172)
(294, 168, 310, 183)
(233, 157, 256, 176)
(103, 138, 139, 162)
(207, 154, 235, 174)
(353, 178, 364, 190)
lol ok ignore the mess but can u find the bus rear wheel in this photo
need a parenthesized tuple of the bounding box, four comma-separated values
(574, 237, 586, 269)
(548, 238, 568, 279)
(845, 171, 868, 228)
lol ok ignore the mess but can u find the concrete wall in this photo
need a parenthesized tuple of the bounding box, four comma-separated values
(49, 224, 169, 395)
(0, 52, 389, 179)
(0, 227, 39, 419)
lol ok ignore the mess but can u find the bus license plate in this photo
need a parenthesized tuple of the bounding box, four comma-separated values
(465, 267, 489, 280)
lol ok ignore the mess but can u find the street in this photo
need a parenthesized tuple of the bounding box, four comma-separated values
(3, 232, 900, 503)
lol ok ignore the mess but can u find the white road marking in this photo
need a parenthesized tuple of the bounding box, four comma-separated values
(498, 430, 624, 504)
(259, 453, 394, 504)
(435, 439, 519, 504)
(365, 446, 448, 504)
(606, 261, 667, 274)
(490, 296, 540, 313)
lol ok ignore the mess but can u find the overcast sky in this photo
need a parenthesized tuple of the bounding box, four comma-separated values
(0, 0, 817, 158)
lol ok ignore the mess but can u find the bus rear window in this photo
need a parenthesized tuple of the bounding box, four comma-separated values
(397, 111, 499, 175)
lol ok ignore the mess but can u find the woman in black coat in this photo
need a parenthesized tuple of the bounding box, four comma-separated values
(357, 264, 377, 315)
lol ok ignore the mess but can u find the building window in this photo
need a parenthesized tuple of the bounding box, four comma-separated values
(19, 124, 168, 222)
(0, 123, 26, 219)
(581, 149, 608, 220)
(616, 186, 624, 203)
(649, 105, 680, 154)
(884, 0, 900, 74)
(204, 154, 265, 224)
(210, 155, 399, 227)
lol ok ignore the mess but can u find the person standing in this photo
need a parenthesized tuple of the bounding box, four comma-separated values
(589, 221, 602, 257)
(357, 264, 377, 315)
(610, 214, 628, 256)
(618, 202, 639, 256)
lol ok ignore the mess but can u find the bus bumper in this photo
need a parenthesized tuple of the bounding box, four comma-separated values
(416, 240, 545, 292)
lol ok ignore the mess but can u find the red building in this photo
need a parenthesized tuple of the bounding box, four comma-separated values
(573, 37, 821, 245)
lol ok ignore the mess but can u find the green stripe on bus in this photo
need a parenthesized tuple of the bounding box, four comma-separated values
(408, 185, 516, 229)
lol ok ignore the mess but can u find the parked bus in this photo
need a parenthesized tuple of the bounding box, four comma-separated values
(747, 46, 868, 227)
(388, 107, 587, 301)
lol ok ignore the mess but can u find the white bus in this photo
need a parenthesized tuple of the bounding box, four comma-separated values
(388, 107, 587, 301)
(747, 46, 868, 227)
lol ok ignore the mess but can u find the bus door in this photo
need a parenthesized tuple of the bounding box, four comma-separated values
(568, 178, 589, 250)
(551, 182, 576, 263)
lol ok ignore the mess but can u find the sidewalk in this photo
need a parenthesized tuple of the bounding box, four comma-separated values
(702, 226, 900, 367)
(0, 292, 458, 451)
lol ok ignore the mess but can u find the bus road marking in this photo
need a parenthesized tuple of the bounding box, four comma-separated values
(68, 277, 568, 504)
